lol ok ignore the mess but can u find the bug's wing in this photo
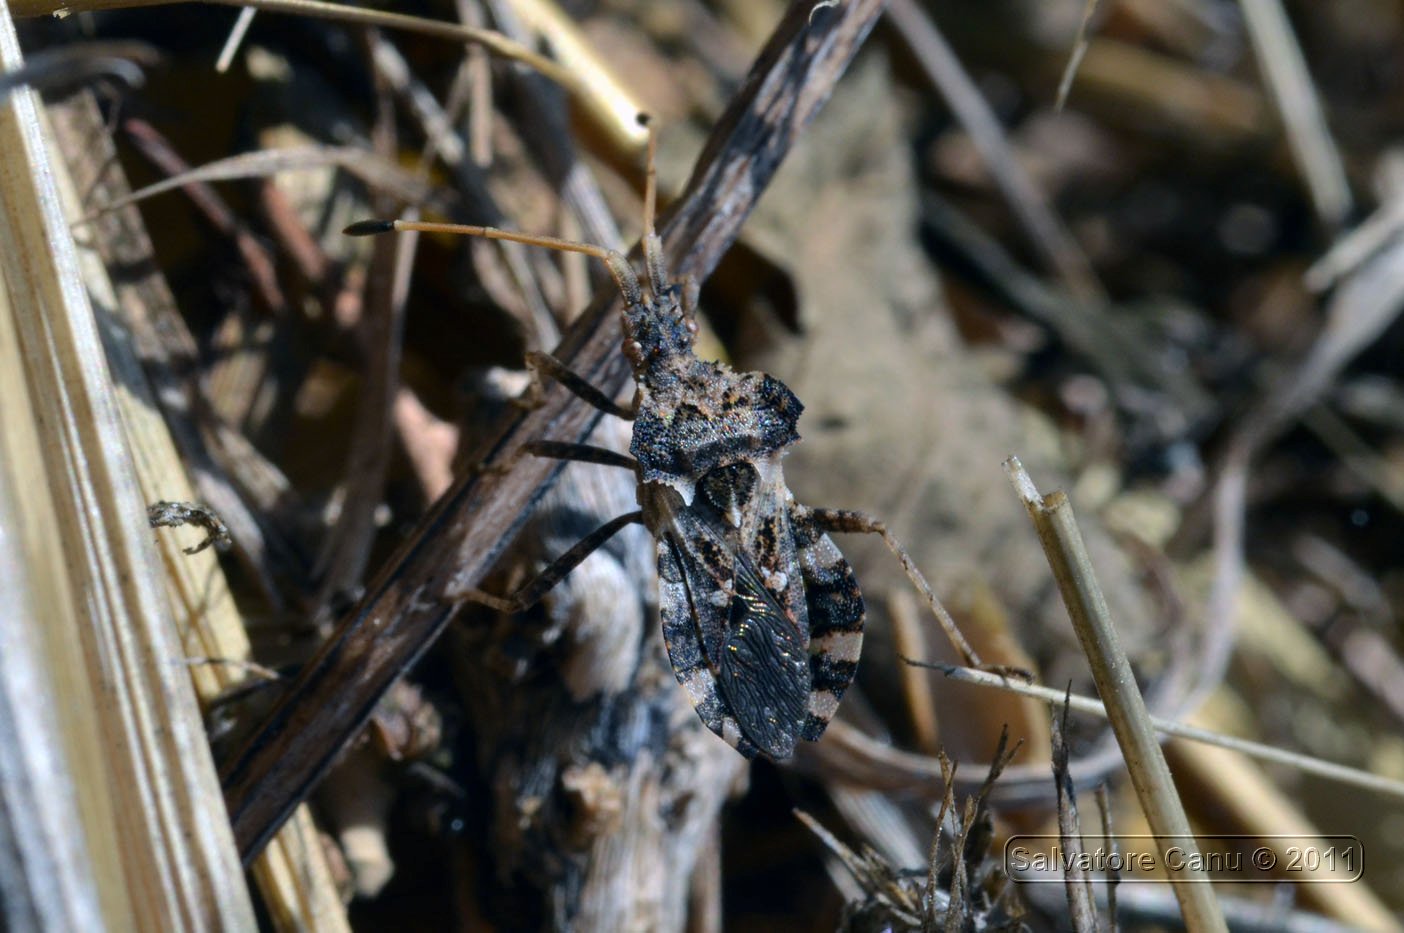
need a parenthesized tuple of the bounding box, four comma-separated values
(791, 505, 865, 742)
(658, 535, 762, 756)
(659, 508, 810, 759)
(714, 552, 811, 758)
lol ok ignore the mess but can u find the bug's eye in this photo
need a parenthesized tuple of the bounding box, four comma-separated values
(700, 462, 758, 519)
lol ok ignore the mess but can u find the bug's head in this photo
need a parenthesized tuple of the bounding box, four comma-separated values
(618, 114, 701, 376)
(620, 280, 697, 375)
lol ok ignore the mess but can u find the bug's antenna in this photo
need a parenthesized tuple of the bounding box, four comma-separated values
(638, 113, 668, 293)
(344, 218, 642, 308)
(642, 114, 658, 239)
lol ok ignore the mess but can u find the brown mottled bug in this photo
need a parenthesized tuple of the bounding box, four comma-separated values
(346, 119, 986, 759)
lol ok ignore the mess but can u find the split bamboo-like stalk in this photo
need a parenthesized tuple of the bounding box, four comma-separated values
(0, 8, 253, 927)
(45, 88, 350, 931)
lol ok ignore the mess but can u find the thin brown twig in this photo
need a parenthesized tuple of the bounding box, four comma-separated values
(308, 38, 413, 625)
(1051, 690, 1098, 932)
(454, 0, 494, 168)
(120, 118, 288, 315)
(80, 143, 440, 221)
(1095, 783, 1120, 933)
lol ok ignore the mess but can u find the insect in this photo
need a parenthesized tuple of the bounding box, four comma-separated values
(345, 118, 987, 759)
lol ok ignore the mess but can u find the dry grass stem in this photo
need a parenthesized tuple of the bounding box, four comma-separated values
(912, 660, 1404, 801)
(1006, 457, 1226, 931)
(1238, 0, 1352, 228)
(49, 89, 350, 929)
(0, 9, 251, 926)
(1054, 0, 1103, 112)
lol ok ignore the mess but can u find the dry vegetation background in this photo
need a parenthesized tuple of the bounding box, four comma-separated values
(4, 0, 1404, 930)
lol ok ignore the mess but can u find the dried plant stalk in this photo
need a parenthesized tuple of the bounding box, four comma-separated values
(0, 243, 119, 933)
(0, 9, 253, 929)
(1007, 457, 1225, 932)
(46, 90, 349, 931)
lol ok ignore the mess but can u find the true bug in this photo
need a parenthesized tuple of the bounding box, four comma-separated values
(346, 118, 987, 759)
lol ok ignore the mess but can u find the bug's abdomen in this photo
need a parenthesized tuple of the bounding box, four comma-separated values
(791, 511, 865, 742)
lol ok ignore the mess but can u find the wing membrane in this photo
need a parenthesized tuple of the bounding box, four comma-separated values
(660, 505, 811, 758)
(716, 556, 810, 758)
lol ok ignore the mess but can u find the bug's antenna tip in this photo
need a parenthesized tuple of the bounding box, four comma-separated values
(343, 219, 396, 237)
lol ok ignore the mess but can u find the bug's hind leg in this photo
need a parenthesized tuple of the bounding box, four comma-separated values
(518, 350, 635, 420)
(456, 510, 644, 613)
(805, 507, 1027, 678)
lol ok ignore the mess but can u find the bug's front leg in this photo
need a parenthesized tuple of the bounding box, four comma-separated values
(804, 507, 1027, 678)
(517, 350, 636, 420)
(452, 510, 644, 613)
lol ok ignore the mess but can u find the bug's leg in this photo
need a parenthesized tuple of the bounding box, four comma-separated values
(521, 440, 638, 472)
(518, 350, 635, 420)
(805, 507, 1024, 676)
(456, 510, 644, 613)
(466, 436, 639, 479)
